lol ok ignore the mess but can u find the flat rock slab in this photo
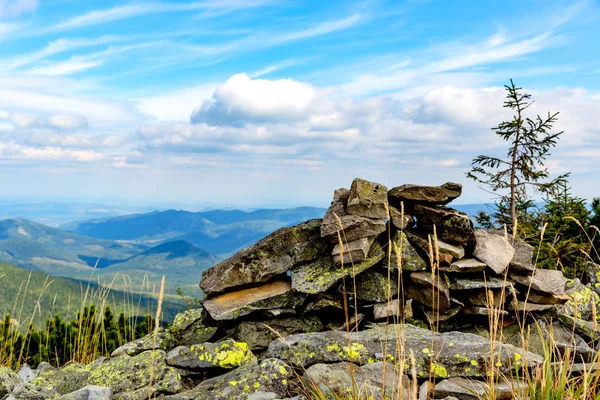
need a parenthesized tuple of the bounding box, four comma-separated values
(200, 219, 328, 294)
(229, 316, 323, 351)
(389, 231, 428, 271)
(57, 385, 112, 400)
(473, 230, 515, 274)
(450, 278, 513, 291)
(413, 205, 474, 245)
(406, 231, 464, 260)
(441, 258, 486, 274)
(388, 182, 462, 205)
(511, 269, 567, 295)
(304, 362, 410, 400)
(389, 206, 414, 230)
(292, 241, 384, 294)
(332, 236, 374, 264)
(164, 358, 293, 400)
(203, 280, 305, 321)
(407, 271, 452, 311)
(463, 306, 508, 317)
(320, 188, 386, 242)
(167, 340, 254, 370)
(346, 178, 389, 219)
(489, 231, 534, 273)
(433, 377, 524, 400)
(510, 300, 555, 312)
(526, 291, 569, 305)
(111, 328, 176, 357)
(265, 324, 542, 379)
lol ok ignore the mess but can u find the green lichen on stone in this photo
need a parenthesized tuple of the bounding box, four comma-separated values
(430, 363, 448, 378)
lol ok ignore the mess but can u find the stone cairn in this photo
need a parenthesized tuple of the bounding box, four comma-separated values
(5, 178, 600, 400)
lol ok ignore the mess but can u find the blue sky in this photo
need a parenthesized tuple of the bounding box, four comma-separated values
(0, 0, 599, 208)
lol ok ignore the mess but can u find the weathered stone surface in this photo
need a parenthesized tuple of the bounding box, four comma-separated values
(28, 363, 88, 395)
(510, 300, 555, 312)
(432, 378, 488, 400)
(511, 269, 567, 295)
(303, 362, 410, 400)
(559, 314, 600, 341)
(450, 278, 513, 291)
(346, 178, 389, 219)
(473, 230, 515, 274)
(467, 290, 508, 308)
(58, 385, 112, 400)
(292, 241, 384, 294)
(526, 291, 569, 305)
(373, 299, 412, 320)
(388, 182, 462, 205)
(10, 377, 60, 399)
(164, 358, 293, 400)
(413, 205, 474, 245)
(405, 232, 464, 260)
(0, 366, 21, 397)
(167, 307, 218, 347)
(167, 340, 254, 370)
(17, 364, 37, 385)
(389, 232, 428, 271)
(389, 206, 415, 230)
(301, 294, 343, 314)
(407, 271, 451, 311)
(463, 306, 509, 317)
(230, 317, 323, 351)
(332, 236, 374, 264)
(111, 328, 176, 357)
(441, 258, 486, 274)
(320, 188, 387, 242)
(265, 324, 542, 378)
(489, 231, 535, 273)
(353, 271, 398, 302)
(556, 278, 600, 321)
(200, 219, 328, 294)
(423, 306, 461, 325)
(203, 280, 305, 321)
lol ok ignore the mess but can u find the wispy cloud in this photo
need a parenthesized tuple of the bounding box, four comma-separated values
(0, 0, 37, 19)
(269, 14, 363, 44)
(250, 58, 311, 78)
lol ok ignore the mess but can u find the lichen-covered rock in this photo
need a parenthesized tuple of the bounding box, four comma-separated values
(18, 364, 38, 385)
(84, 350, 182, 396)
(389, 232, 428, 271)
(164, 358, 293, 400)
(58, 385, 112, 400)
(230, 316, 323, 351)
(332, 236, 374, 264)
(200, 219, 328, 294)
(111, 328, 177, 357)
(291, 241, 384, 294)
(407, 271, 451, 312)
(346, 178, 388, 219)
(556, 278, 600, 321)
(473, 230, 515, 274)
(0, 365, 21, 396)
(388, 182, 462, 206)
(558, 314, 600, 341)
(320, 188, 386, 242)
(10, 376, 60, 399)
(266, 324, 542, 379)
(203, 280, 305, 321)
(353, 271, 398, 302)
(167, 340, 254, 370)
(511, 270, 567, 295)
(413, 205, 474, 245)
(167, 307, 218, 347)
(303, 362, 410, 400)
(33, 363, 89, 395)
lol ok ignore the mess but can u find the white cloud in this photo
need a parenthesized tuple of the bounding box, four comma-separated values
(9, 112, 88, 130)
(0, 142, 103, 162)
(0, 0, 37, 19)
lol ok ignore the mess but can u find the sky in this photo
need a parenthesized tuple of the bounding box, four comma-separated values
(0, 0, 599, 209)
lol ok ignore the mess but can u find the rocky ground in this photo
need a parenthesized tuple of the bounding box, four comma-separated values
(2, 178, 600, 400)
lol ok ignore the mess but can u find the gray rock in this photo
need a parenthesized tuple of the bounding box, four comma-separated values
(301, 294, 343, 314)
(111, 328, 176, 357)
(489, 231, 535, 273)
(559, 314, 600, 341)
(413, 205, 474, 245)
(164, 358, 293, 400)
(467, 290, 508, 308)
(556, 278, 600, 321)
(526, 291, 569, 305)
(463, 306, 508, 317)
(10, 377, 60, 399)
(423, 306, 461, 325)
(203, 280, 305, 321)
(389, 232, 428, 271)
(388, 182, 462, 205)
(58, 386, 112, 400)
(167, 340, 254, 370)
(332, 236, 374, 264)
(320, 188, 387, 242)
(266, 323, 542, 378)
(230, 316, 323, 351)
(346, 178, 389, 219)
(432, 378, 487, 400)
(450, 277, 513, 291)
(303, 362, 410, 400)
(389, 206, 415, 230)
(473, 230, 515, 274)
(18, 363, 37, 384)
(200, 219, 328, 294)
(441, 258, 486, 274)
(407, 271, 451, 311)
(36, 362, 55, 373)
(511, 269, 567, 295)
(509, 300, 556, 312)
(373, 299, 412, 320)
(0, 366, 21, 397)
(292, 241, 384, 294)
(405, 232, 464, 260)
(353, 271, 398, 302)
(167, 307, 218, 347)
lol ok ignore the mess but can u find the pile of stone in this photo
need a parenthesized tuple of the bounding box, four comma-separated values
(3, 178, 599, 400)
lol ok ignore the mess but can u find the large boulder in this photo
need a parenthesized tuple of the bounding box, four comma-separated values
(291, 241, 384, 294)
(166, 340, 254, 371)
(200, 219, 328, 294)
(164, 358, 293, 400)
(266, 324, 542, 379)
(473, 230, 515, 274)
(346, 178, 389, 219)
(167, 307, 218, 347)
(511, 270, 567, 295)
(320, 188, 386, 243)
(388, 182, 462, 206)
(203, 280, 305, 321)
